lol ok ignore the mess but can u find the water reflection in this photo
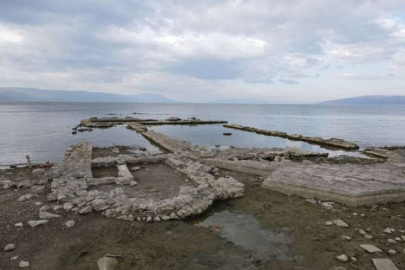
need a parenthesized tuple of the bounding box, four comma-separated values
(150, 125, 367, 158)
(197, 210, 295, 262)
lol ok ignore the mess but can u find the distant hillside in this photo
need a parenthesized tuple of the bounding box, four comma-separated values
(0, 87, 177, 103)
(320, 95, 405, 105)
(210, 98, 271, 104)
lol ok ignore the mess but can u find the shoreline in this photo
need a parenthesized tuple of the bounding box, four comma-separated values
(1, 115, 405, 269)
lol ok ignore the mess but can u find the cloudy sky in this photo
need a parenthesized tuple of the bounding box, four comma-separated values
(1, 0, 405, 103)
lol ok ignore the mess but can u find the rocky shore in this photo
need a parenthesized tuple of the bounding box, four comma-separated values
(1, 116, 405, 270)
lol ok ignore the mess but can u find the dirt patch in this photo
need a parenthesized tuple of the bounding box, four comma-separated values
(1, 166, 405, 270)
(127, 163, 197, 200)
(92, 167, 118, 178)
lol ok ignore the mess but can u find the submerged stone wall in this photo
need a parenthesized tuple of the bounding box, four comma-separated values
(223, 124, 359, 150)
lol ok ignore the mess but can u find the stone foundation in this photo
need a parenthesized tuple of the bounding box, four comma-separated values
(47, 142, 245, 222)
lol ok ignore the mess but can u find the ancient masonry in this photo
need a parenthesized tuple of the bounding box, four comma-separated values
(223, 124, 359, 150)
(47, 142, 244, 222)
(77, 117, 405, 206)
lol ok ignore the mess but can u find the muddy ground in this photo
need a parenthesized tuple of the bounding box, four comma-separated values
(1, 165, 405, 270)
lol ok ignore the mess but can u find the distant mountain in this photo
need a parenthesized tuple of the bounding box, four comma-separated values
(210, 98, 275, 104)
(320, 95, 405, 105)
(0, 87, 177, 103)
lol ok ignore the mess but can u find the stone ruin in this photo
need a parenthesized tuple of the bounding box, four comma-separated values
(46, 142, 245, 222)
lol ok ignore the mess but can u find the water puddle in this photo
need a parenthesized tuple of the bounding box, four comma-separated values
(196, 210, 296, 263)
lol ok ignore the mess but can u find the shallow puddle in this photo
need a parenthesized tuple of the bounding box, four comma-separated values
(196, 210, 295, 262)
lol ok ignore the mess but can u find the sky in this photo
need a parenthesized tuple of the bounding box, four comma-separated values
(0, 0, 405, 103)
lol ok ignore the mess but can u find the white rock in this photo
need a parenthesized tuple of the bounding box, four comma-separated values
(28, 220, 49, 228)
(358, 229, 366, 235)
(394, 237, 401, 242)
(97, 256, 118, 270)
(388, 249, 397, 255)
(17, 194, 34, 202)
(364, 234, 373, 240)
(92, 199, 109, 211)
(53, 205, 63, 211)
(11, 256, 18, 260)
(387, 239, 396, 244)
(360, 244, 382, 253)
(34, 202, 43, 206)
(129, 181, 138, 186)
(325, 221, 333, 226)
(372, 258, 399, 270)
(19, 261, 30, 268)
(15, 222, 23, 227)
(39, 211, 61, 219)
(321, 202, 334, 209)
(112, 148, 120, 154)
(63, 202, 74, 211)
(131, 166, 141, 171)
(336, 254, 349, 262)
(333, 220, 349, 228)
(79, 205, 93, 214)
(65, 220, 76, 228)
(340, 235, 351, 241)
(32, 168, 45, 176)
(383, 228, 394, 234)
(350, 257, 357, 262)
(401, 235, 405, 241)
(4, 243, 16, 252)
(39, 205, 50, 212)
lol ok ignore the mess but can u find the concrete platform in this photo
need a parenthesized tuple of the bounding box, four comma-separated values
(262, 160, 405, 206)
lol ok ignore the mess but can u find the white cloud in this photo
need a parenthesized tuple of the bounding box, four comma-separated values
(0, 0, 405, 102)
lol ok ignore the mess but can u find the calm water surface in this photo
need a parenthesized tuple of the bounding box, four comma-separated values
(1, 102, 405, 166)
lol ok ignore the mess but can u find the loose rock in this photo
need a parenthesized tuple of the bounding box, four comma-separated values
(17, 194, 34, 202)
(39, 211, 62, 219)
(28, 220, 49, 228)
(65, 220, 76, 228)
(360, 244, 382, 253)
(388, 249, 397, 255)
(333, 220, 349, 228)
(335, 254, 349, 262)
(19, 261, 30, 268)
(97, 256, 118, 270)
(4, 243, 16, 252)
(32, 168, 45, 176)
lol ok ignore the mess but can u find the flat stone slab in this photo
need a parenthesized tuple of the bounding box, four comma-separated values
(360, 244, 383, 253)
(372, 258, 399, 270)
(262, 161, 405, 206)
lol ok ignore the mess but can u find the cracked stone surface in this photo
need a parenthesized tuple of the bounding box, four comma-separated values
(262, 155, 405, 205)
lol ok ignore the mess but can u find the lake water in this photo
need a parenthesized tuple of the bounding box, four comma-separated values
(1, 102, 405, 167)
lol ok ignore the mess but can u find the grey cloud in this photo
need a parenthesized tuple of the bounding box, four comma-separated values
(1, 0, 405, 102)
(279, 79, 299, 85)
